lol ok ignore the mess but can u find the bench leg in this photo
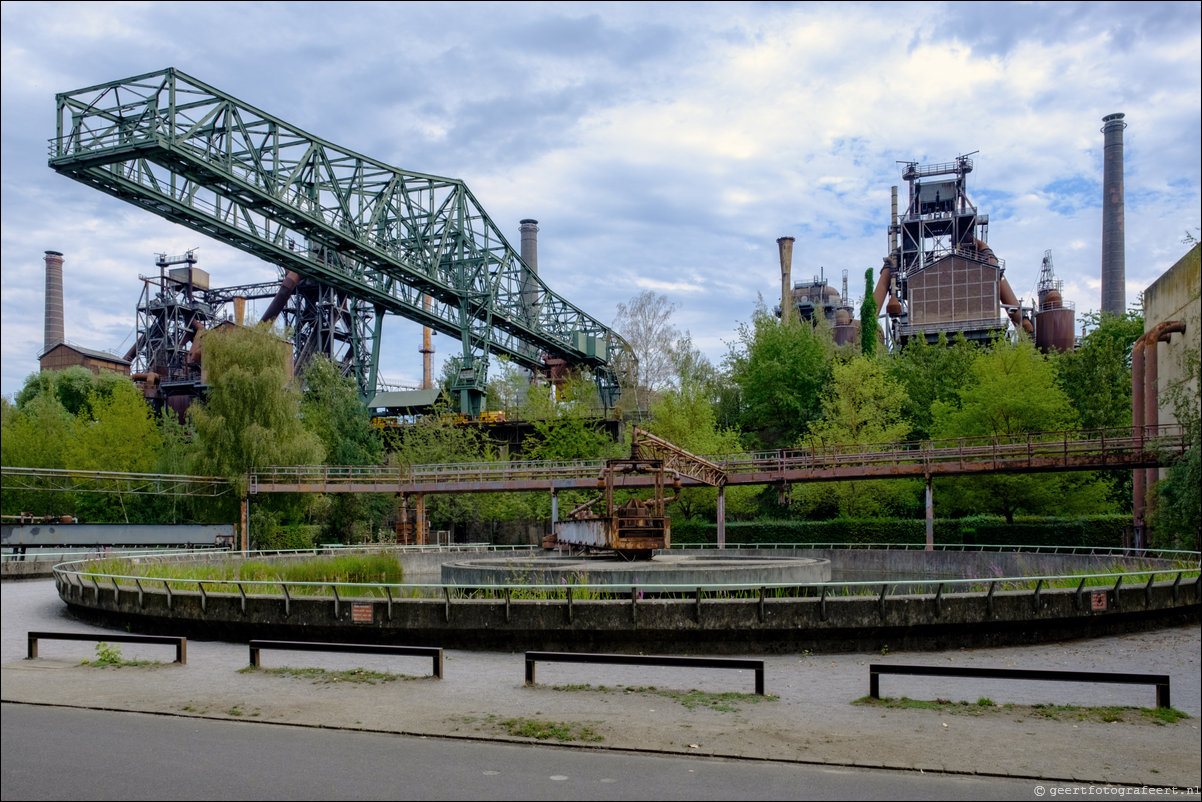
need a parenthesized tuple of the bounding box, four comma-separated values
(1157, 681, 1171, 710)
(27, 635, 38, 659)
(433, 650, 443, 680)
(869, 670, 880, 699)
(525, 658, 536, 686)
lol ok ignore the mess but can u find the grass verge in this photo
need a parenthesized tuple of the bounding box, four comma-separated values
(853, 695, 1190, 724)
(237, 665, 409, 684)
(549, 683, 777, 712)
(486, 714, 604, 742)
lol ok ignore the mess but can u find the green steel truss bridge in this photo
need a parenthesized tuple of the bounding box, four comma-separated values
(48, 68, 631, 413)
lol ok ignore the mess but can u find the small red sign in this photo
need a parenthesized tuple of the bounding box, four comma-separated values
(351, 602, 373, 623)
(1090, 591, 1107, 611)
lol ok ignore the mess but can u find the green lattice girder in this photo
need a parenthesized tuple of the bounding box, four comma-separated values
(48, 68, 629, 406)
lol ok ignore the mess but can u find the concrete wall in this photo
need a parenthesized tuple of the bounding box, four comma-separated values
(51, 548, 1200, 655)
(1144, 243, 1201, 429)
(2, 523, 235, 548)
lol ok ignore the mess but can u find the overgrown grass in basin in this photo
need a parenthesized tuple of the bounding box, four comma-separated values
(82, 552, 405, 597)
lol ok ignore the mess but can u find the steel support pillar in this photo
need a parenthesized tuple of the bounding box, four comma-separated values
(716, 486, 726, 550)
(240, 495, 249, 555)
(925, 475, 934, 551)
(415, 494, 427, 545)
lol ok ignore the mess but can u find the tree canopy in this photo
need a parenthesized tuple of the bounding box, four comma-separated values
(725, 307, 833, 449)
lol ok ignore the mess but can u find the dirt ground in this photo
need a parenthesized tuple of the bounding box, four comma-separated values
(3, 623, 1199, 789)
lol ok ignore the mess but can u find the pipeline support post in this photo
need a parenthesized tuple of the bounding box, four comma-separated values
(416, 493, 427, 545)
(239, 495, 249, 555)
(925, 474, 934, 551)
(717, 486, 726, 550)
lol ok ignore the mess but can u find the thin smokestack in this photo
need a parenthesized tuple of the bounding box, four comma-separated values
(520, 218, 540, 321)
(777, 237, 795, 324)
(44, 250, 65, 352)
(1101, 112, 1127, 317)
(519, 218, 539, 274)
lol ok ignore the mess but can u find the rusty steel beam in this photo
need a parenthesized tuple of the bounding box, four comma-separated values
(631, 427, 727, 487)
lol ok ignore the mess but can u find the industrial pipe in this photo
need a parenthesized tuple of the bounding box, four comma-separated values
(778, 236, 795, 325)
(186, 320, 206, 367)
(1131, 320, 1186, 549)
(131, 371, 159, 401)
(260, 270, 301, 323)
(1131, 336, 1147, 547)
(873, 255, 894, 314)
(124, 333, 145, 363)
(976, 238, 1033, 335)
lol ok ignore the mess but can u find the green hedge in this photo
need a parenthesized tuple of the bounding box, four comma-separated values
(670, 514, 1131, 549)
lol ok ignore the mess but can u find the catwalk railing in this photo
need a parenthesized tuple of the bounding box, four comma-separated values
(248, 424, 1186, 494)
(2, 424, 1188, 498)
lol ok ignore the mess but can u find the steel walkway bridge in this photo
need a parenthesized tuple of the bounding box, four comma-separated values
(245, 425, 1187, 494)
(48, 68, 630, 413)
(5, 426, 1182, 498)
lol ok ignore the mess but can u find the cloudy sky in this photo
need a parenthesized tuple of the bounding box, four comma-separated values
(2, 1, 1199, 400)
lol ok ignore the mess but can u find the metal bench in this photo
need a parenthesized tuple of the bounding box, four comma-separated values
(525, 650, 765, 695)
(869, 663, 1171, 708)
(27, 631, 187, 664)
(247, 639, 443, 679)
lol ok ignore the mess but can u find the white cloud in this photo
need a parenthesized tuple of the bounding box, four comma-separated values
(2, 0, 1199, 400)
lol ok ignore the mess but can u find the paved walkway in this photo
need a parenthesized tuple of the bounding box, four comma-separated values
(2, 579, 1199, 789)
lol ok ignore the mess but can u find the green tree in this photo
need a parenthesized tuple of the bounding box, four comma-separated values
(931, 340, 1112, 523)
(794, 356, 919, 517)
(888, 333, 979, 441)
(1052, 309, 1144, 514)
(644, 373, 757, 521)
(0, 392, 75, 517)
(298, 356, 387, 544)
(65, 378, 162, 523)
(301, 357, 382, 466)
(860, 269, 877, 358)
(3, 370, 171, 522)
(725, 306, 834, 449)
(522, 373, 619, 461)
(189, 324, 323, 493)
(1054, 310, 1143, 431)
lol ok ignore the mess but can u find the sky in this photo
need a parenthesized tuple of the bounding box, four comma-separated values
(2, 1, 1199, 400)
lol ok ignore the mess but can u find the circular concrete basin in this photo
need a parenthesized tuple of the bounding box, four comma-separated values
(441, 552, 831, 588)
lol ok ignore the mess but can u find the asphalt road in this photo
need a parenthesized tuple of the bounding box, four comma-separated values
(0, 703, 1060, 801)
(2, 577, 1200, 801)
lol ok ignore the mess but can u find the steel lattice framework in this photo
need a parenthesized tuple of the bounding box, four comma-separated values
(49, 68, 631, 412)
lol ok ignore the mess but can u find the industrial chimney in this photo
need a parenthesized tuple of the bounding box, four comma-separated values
(777, 236, 795, 324)
(519, 218, 539, 274)
(519, 218, 540, 319)
(1101, 113, 1127, 317)
(43, 250, 65, 353)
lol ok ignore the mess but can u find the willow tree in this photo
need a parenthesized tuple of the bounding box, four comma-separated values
(189, 324, 323, 494)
